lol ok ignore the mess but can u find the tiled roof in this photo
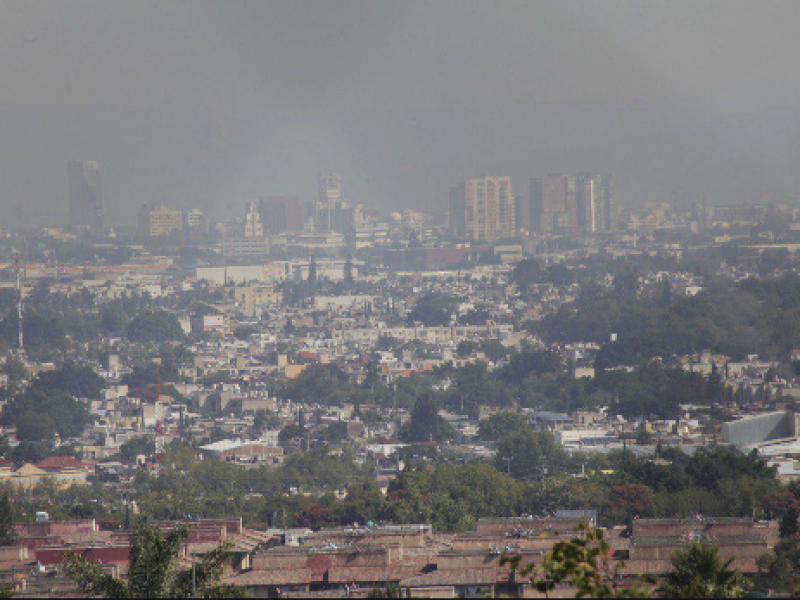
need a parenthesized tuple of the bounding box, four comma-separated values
(401, 568, 510, 587)
(36, 456, 84, 471)
(224, 568, 319, 586)
(327, 565, 422, 583)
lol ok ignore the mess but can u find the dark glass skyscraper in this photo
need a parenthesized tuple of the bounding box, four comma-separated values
(259, 195, 302, 234)
(68, 160, 103, 231)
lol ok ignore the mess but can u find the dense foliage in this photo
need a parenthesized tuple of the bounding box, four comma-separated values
(127, 310, 184, 344)
(538, 275, 800, 367)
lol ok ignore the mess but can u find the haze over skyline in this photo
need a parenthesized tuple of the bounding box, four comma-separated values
(3, 0, 800, 225)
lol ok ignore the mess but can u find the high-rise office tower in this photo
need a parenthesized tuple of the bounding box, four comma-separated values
(532, 173, 613, 233)
(451, 176, 515, 242)
(515, 193, 529, 236)
(597, 174, 614, 231)
(448, 182, 467, 238)
(577, 172, 599, 233)
(243, 202, 264, 238)
(259, 196, 302, 234)
(316, 173, 343, 232)
(68, 161, 103, 231)
(531, 174, 571, 233)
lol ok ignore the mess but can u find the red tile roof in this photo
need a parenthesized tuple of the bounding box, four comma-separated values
(224, 568, 318, 586)
(401, 568, 510, 587)
(35, 456, 84, 471)
(327, 565, 423, 583)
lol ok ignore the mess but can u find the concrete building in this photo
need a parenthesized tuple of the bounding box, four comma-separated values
(316, 173, 344, 232)
(183, 209, 206, 232)
(222, 236, 270, 258)
(138, 203, 185, 238)
(530, 174, 577, 233)
(199, 439, 284, 467)
(448, 182, 467, 238)
(721, 410, 800, 449)
(259, 195, 302, 234)
(577, 172, 600, 233)
(241, 202, 264, 238)
(68, 160, 103, 231)
(450, 177, 515, 242)
(532, 172, 613, 234)
(0, 458, 89, 490)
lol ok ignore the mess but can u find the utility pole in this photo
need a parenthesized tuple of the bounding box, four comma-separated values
(503, 456, 513, 476)
(154, 364, 165, 453)
(542, 461, 549, 516)
(15, 257, 23, 352)
(191, 554, 196, 598)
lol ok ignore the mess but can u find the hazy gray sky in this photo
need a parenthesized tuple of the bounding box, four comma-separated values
(3, 0, 800, 224)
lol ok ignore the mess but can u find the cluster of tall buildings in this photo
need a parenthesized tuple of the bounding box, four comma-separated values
(136, 173, 374, 251)
(529, 172, 613, 234)
(65, 160, 612, 245)
(449, 173, 614, 241)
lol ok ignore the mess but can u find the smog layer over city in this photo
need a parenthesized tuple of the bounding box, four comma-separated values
(2, 1, 800, 598)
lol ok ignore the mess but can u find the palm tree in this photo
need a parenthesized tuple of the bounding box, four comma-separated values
(63, 522, 245, 598)
(658, 542, 748, 598)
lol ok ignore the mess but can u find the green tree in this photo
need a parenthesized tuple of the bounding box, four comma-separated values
(253, 409, 282, 434)
(1, 387, 91, 441)
(658, 542, 748, 598)
(127, 311, 184, 344)
(502, 524, 649, 598)
(498, 349, 563, 384)
(339, 481, 385, 525)
(477, 412, 530, 441)
(705, 363, 723, 405)
(10, 441, 50, 465)
(456, 340, 479, 358)
(99, 304, 129, 335)
(660, 278, 673, 309)
(511, 259, 542, 291)
(407, 293, 456, 327)
(780, 505, 800, 540)
(1, 354, 27, 390)
(64, 523, 245, 598)
(0, 492, 15, 546)
(399, 393, 454, 443)
(495, 429, 570, 479)
(479, 339, 508, 363)
(120, 436, 157, 464)
(15, 411, 57, 444)
(33, 361, 106, 398)
(344, 257, 354, 288)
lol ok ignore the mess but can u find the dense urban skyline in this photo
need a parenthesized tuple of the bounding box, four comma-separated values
(6, 3, 800, 597)
(4, 1, 800, 224)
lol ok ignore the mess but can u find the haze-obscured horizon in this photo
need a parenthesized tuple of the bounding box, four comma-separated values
(3, 0, 800, 225)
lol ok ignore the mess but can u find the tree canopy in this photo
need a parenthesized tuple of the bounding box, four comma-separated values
(127, 310, 184, 344)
